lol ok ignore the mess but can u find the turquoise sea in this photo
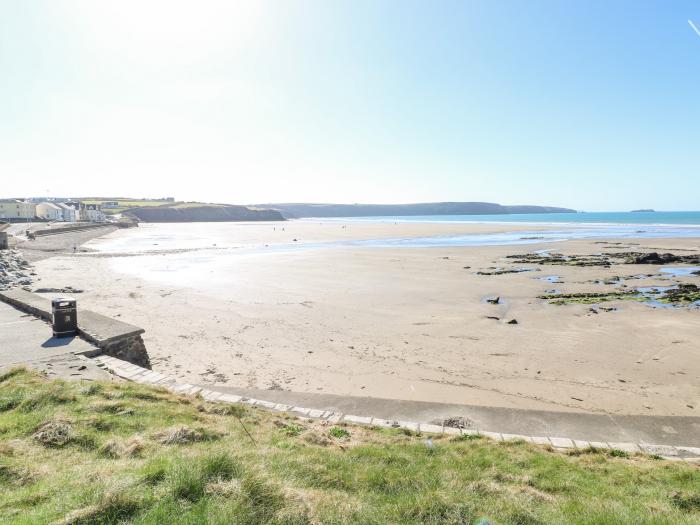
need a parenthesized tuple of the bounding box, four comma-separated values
(319, 211, 700, 226)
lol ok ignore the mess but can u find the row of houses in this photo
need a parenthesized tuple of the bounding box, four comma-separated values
(0, 200, 106, 223)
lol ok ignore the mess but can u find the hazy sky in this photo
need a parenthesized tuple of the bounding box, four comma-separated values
(1, 1, 699, 211)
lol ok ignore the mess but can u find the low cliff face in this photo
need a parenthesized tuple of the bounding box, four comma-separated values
(126, 205, 284, 223)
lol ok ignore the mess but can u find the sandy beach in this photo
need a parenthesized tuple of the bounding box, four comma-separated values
(22, 221, 700, 417)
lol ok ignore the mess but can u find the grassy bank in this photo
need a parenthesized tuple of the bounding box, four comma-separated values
(0, 368, 698, 524)
(80, 200, 176, 216)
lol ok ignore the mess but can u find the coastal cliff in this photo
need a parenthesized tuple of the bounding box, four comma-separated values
(125, 204, 284, 223)
(256, 202, 576, 219)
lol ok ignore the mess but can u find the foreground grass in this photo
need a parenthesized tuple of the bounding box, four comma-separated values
(0, 368, 698, 524)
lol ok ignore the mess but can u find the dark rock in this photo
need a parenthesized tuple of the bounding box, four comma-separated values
(477, 268, 537, 275)
(660, 284, 700, 304)
(486, 296, 500, 304)
(441, 416, 476, 429)
(507, 319, 518, 325)
(34, 287, 84, 294)
(625, 252, 680, 265)
(538, 290, 637, 304)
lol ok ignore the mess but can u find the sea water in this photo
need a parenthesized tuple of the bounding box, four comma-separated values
(314, 211, 700, 226)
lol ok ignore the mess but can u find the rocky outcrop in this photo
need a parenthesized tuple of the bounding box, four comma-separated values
(622, 252, 700, 265)
(0, 250, 34, 290)
(126, 204, 284, 223)
(660, 284, 700, 304)
(33, 286, 83, 294)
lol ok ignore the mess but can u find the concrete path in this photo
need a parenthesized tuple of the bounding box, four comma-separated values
(0, 301, 112, 381)
(91, 355, 700, 461)
(207, 384, 700, 449)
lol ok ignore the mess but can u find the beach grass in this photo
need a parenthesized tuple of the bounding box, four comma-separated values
(1, 367, 698, 524)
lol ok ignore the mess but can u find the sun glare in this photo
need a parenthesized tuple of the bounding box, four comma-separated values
(63, 0, 267, 64)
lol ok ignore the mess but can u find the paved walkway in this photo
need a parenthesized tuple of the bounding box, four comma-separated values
(204, 384, 700, 449)
(94, 355, 700, 461)
(0, 301, 113, 381)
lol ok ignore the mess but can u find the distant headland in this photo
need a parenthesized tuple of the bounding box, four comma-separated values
(631, 209, 656, 213)
(255, 202, 577, 219)
(125, 203, 284, 222)
(13, 198, 576, 223)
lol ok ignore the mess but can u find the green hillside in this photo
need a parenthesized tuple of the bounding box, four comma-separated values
(1, 368, 698, 524)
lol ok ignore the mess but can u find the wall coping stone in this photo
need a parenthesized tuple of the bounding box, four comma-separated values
(0, 289, 144, 347)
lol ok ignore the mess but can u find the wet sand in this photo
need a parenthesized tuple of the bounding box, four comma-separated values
(26, 221, 700, 416)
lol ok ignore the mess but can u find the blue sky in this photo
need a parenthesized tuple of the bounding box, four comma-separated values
(1, 1, 699, 211)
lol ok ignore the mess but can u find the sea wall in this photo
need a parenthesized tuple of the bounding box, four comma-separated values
(0, 288, 151, 369)
(30, 223, 114, 238)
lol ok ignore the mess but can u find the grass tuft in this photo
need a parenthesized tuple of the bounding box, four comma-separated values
(329, 427, 350, 439)
(53, 491, 142, 525)
(303, 431, 332, 446)
(19, 384, 76, 412)
(609, 449, 630, 458)
(277, 422, 305, 437)
(0, 368, 28, 384)
(198, 402, 246, 417)
(97, 435, 144, 459)
(672, 491, 700, 512)
(153, 425, 218, 445)
(168, 452, 243, 502)
(458, 433, 483, 441)
(0, 391, 24, 412)
(0, 463, 35, 486)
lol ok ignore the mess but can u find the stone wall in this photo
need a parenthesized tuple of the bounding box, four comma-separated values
(0, 288, 151, 369)
(91, 332, 151, 369)
(30, 223, 113, 238)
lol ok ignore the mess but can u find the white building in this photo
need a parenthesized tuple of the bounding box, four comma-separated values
(83, 203, 106, 222)
(36, 202, 64, 221)
(57, 203, 79, 222)
(0, 200, 36, 220)
(102, 201, 120, 209)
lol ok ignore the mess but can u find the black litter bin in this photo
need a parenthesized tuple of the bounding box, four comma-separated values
(52, 298, 77, 337)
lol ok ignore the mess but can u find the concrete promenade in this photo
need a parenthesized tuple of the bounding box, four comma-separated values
(204, 384, 700, 449)
(94, 355, 700, 461)
(0, 301, 112, 381)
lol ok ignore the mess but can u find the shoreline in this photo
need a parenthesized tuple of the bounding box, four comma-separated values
(301, 216, 700, 228)
(22, 221, 700, 418)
